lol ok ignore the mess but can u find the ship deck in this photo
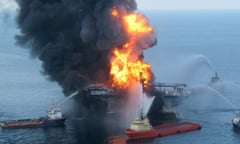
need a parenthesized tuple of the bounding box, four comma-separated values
(154, 122, 201, 137)
(125, 121, 201, 139)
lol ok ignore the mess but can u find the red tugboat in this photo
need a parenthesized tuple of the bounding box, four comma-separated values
(0, 107, 66, 128)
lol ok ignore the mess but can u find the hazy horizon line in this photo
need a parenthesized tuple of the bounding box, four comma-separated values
(138, 8, 240, 11)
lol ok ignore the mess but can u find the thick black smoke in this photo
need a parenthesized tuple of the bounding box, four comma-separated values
(15, 0, 156, 95)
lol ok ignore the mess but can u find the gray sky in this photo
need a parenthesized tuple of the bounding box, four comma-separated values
(1, 0, 240, 12)
(137, 0, 240, 10)
(0, 0, 18, 12)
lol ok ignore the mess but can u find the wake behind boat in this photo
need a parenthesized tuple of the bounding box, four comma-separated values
(0, 107, 66, 129)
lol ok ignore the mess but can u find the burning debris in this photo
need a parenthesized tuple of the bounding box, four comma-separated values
(15, 0, 156, 96)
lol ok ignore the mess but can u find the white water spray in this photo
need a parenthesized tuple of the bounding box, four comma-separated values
(207, 86, 237, 110)
(56, 91, 79, 107)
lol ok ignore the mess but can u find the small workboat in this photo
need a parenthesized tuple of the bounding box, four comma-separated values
(232, 112, 240, 129)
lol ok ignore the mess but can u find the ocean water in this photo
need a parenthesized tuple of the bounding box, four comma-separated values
(1, 10, 240, 144)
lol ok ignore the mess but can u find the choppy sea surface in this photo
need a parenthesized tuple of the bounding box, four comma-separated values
(1, 10, 240, 144)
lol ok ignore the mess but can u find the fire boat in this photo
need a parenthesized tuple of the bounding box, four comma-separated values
(208, 72, 224, 91)
(125, 106, 201, 139)
(125, 117, 201, 139)
(210, 72, 221, 84)
(125, 80, 201, 140)
(125, 109, 157, 139)
(0, 107, 66, 128)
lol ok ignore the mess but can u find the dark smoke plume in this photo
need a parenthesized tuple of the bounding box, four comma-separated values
(15, 0, 156, 95)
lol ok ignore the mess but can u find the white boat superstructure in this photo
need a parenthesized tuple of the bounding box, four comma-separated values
(47, 107, 64, 119)
(232, 112, 240, 129)
(130, 109, 153, 131)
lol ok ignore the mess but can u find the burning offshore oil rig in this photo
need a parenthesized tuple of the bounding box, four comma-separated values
(70, 78, 190, 126)
(14, 0, 189, 126)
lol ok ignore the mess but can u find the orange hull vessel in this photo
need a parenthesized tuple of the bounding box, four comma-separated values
(125, 121, 201, 139)
(125, 128, 158, 139)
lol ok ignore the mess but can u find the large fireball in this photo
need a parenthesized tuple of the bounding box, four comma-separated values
(110, 8, 154, 89)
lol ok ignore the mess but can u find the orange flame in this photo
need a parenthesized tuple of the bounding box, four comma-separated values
(111, 7, 119, 17)
(110, 8, 153, 89)
(123, 14, 153, 34)
(110, 44, 151, 88)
